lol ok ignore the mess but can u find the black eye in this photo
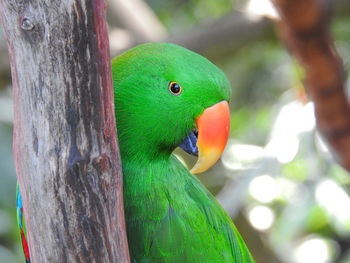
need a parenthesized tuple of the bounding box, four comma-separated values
(168, 81, 182, 96)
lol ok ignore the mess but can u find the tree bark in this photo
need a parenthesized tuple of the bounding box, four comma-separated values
(0, 0, 130, 262)
(272, 0, 350, 172)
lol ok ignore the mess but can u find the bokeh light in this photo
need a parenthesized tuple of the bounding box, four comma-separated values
(248, 205, 275, 231)
(264, 101, 315, 164)
(249, 174, 277, 203)
(245, 0, 279, 19)
(315, 179, 350, 235)
(293, 236, 336, 263)
(221, 142, 264, 170)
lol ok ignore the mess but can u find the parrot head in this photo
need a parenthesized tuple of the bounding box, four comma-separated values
(112, 43, 231, 174)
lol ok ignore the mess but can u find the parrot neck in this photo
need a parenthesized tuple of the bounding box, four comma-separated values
(117, 134, 175, 168)
(120, 149, 173, 176)
(122, 154, 190, 216)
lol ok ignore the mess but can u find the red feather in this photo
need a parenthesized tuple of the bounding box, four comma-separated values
(21, 228, 30, 262)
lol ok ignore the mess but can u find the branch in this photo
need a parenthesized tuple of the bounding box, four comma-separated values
(0, 0, 130, 262)
(272, 0, 350, 172)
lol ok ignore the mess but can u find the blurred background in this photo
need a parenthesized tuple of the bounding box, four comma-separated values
(1, 0, 350, 262)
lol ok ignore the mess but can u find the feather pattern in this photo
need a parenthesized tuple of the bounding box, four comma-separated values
(123, 155, 254, 263)
(16, 184, 31, 263)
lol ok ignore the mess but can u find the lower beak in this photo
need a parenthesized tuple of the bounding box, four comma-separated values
(190, 100, 230, 174)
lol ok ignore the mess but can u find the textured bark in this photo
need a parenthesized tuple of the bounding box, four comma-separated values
(272, 0, 350, 172)
(0, 0, 130, 262)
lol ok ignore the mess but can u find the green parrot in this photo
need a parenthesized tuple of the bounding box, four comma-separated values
(17, 42, 255, 263)
(112, 43, 255, 263)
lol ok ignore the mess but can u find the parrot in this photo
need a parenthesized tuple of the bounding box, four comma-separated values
(17, 42, 255, 263)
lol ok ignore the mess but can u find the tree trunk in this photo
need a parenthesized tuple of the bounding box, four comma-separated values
(0, 0, 130, 262)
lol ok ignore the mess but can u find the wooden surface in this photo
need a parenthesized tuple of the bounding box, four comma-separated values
(0, 0, 130, 262)
(272, 0, 350, 172)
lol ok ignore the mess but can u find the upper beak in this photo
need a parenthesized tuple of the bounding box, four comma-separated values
(190, 100, 230, 174)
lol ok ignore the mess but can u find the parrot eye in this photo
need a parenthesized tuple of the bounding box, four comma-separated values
(168, 81, 182, 96)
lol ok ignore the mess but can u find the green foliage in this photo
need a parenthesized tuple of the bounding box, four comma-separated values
(230, 107, 273, 145)
(282, 159, 308, 182)
(332, 17, 350, 73)
(145, 0, 232, 30)
(306, 205, 329, 232)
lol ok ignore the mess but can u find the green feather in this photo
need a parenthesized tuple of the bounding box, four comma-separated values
(112, 43, 255, 262)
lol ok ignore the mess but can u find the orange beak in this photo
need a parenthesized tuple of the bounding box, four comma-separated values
(190, 101, 230, 174)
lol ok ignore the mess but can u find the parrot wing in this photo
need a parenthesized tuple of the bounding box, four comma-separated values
(17, 184, 31, 263)
(126, 157, 255, 263)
